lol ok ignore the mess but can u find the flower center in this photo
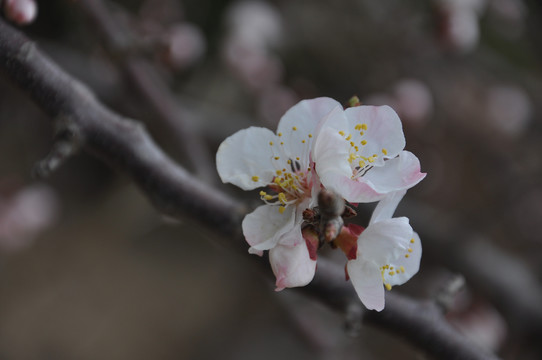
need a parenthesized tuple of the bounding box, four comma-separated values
(379, 237, 416, 291)
(336, 123, 389, 180)
(259, 163, 312, 213)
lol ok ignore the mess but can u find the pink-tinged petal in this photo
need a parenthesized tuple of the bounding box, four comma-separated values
(270, 242, 317, 291)
(345, 105, 405, 165)
(386, 231, 422, 286)
(347, 259, 385, 311)
(277, 220, 304, 247)
(216, 127, 277, 190)
(319, 172, 383, 203)
(242, 204, 295, 252)
(276, 98, 343, 168)
(357, 217, 413, 265)
(362, 151, 426, 195)
(369, 190, 406, 224)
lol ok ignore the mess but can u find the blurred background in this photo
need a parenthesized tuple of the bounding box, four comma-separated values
(1, 0, 542, 358)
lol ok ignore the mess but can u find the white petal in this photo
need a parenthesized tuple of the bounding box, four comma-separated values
(386, 231, 422, 286)
(277, 98, 343, 167)
(318, 172, 383, 203)
(277, 220, 304, 247)
(362, 151, 426, 195)
(345, 105, 405, 166)
(216, 127, 277, 190)
(357, 217, 413, 265)
(242, 204, 295, 252)
(347, 259, 385, 311)
(269, 242, 317, 291)
(370, 190, 406, 224)
(313, 126, 352, 179)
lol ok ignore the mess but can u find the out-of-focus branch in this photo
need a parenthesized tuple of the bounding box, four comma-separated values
(75, 0, 216, 182)
(0, 17, 499, 360)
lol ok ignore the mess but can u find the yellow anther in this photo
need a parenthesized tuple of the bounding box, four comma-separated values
(279, 206, 286, 214)
(278, 193, 287, 204)
(348, 153, 358, 163)
(274, 177, 281, 184)
(359, 131, 364, 136)
(339, 130, 345, 136)
(361, 124, 368, 130)
(382, 148, 388, 155)
(252, 176, 259, 182)
(296, 157, 300, 161)
(358, 160, 365, 168)
(354, 146, 359, 151)
(410, 238, 415, 244)
(361, 140, 367, 145)
(292, 185, 298, 190)
(408, 248, 413, 253)
(287, 159, 292, 164)
(355, 124, 363, 130)
(385, 283, 392, 291)
(307, 168, 311, 171)
(350, 141, 355, 147)
(389, 271, 395, 276)
(274, 156, 280, 160)
(269, 141, 273, 146)
(302, 140, 306, 144)
(280, 142, 284, 145)
(278, 133, 282, 137)
(390, 266, 394, 270)
(292, 126, 297, 131)
(308, 134, 313, 138)
(264, 195, 273, 201)
(405, 254, 410, 258)
(400, 266, 405, 273)
(259, 191, 266, 196)
(345, 134, 352, 141)
(368, 157, 375, 163)
(276, 170, 282, 175)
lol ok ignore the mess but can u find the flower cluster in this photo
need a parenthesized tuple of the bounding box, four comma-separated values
(216, 97, 425, 311)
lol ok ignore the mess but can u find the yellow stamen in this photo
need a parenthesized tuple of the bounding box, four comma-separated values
(308, 134, 313, 138)
(339, 130, 345, 136)
(361, 140, 367, 145)
(259, 191, 266, 196)
(385, 283, 392, 291)
(278, 193, 287, 204)
(279, 206, 286, 214)
(361, 124, 368, 130)
(252, 176, 259, 182)
(382, 148, 388, 155)
(345, 134, 352, 141)
(292, 126, 297, 131)
(410, 238, 415, 244)
(269, 141, 273, 146)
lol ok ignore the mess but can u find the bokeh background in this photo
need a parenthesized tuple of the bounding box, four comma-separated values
(1, 0, 542, 358)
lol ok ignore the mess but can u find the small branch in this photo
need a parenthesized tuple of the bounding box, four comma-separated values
(0, 17, 500, 360)
(76, 0, 216, 182)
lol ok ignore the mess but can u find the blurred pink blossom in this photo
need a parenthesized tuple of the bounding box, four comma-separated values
(486, 85, 531, 137)
(0, 184, 59, 253)
(163, 23, 206, 70)
(4, 0, 37, 26)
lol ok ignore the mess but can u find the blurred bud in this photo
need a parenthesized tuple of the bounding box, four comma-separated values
(163, 23, 206, 70)
(4, 0, 37, 26)
(393, 79, 433, 126)
(0, 184, 59, 253)
(225, 1, 282, 50)
(486, 85, 531, 137)
(257, 85, 298, 127)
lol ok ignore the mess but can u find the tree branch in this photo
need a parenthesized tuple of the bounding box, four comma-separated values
(0, 17, 499, 360)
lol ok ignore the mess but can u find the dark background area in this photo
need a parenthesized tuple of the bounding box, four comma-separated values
(1, 0, 541, 358)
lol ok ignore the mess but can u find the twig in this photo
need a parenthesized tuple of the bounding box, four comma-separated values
(0, 17, 499, 360)
(75, 0, 216, 182)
